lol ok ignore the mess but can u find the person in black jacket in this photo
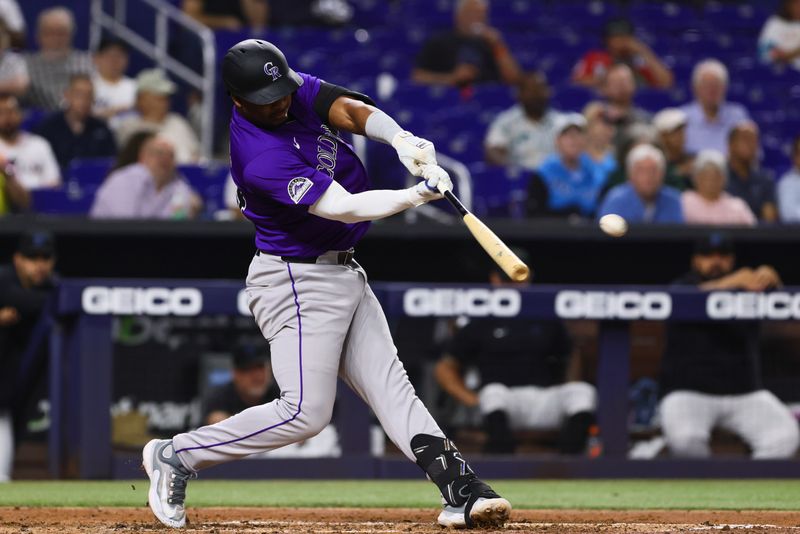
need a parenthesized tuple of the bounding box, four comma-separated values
(0, 230, 57, 481)
(660, 234, 799, 458)
(35, 74, 117, 172)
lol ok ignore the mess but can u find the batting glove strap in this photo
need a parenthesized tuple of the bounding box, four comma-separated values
(391, 131, 437, 177)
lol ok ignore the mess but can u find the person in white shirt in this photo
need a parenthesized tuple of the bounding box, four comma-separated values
(114, 69, 201, 164)
(0, 0, 26, 48)
(759, 0, 800, 70)
(484, 72, 563, 171)
(0, 94, 60, 189)
(92, 38, 137, 125)
(680, 59, 750, 155)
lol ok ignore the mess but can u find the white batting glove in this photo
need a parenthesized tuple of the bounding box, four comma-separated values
(391, 131, 437, 177)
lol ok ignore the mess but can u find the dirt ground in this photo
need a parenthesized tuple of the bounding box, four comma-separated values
(2, 507, 800, 533)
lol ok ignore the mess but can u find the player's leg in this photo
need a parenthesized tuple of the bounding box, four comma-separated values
(476, 383, 516, 453)
(501, 382, 597, 454)
(659, 390, 718, 457)
(720, 390, 800, 459)
(338, 279, 510, 529)
(0, 410, 12, 481)
(144, 255, 360, 527)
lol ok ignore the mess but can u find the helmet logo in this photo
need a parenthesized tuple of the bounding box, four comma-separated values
(264, 62, 282, 82)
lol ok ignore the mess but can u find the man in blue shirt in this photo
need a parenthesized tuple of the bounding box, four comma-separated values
(598, 143, 684, 223)
(526, 114, 611, 218)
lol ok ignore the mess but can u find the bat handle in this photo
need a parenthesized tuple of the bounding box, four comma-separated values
(442, 189, 469, 217)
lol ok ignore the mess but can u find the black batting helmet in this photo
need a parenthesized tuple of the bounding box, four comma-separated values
(222, 39, 303, 105)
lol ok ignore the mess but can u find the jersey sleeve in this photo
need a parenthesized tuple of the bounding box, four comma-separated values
(244, 149, 333, 207)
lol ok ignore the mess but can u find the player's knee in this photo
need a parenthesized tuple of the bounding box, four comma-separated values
(294, 401, 334, 439)
(754, 422, 800, 459)
(562, 381, 597, 412)
(478, 383, 511, 414)
(664, 429, 710, 458)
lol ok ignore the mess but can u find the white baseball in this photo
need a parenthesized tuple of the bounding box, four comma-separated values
(599, 214, 628, 237)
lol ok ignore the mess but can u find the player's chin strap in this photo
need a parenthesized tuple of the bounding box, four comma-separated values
(411, 434, 500, 528)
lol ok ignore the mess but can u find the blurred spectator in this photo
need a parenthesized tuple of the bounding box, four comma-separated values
(653, 108, 693, 191)
(660, 234, 799, 459)
(726, 121, 778, 223)
(572, 18, 673, 89)
(526, 114, 610, 218)
(484, 72, 562, 171)
(0, 231, 57, 481)
(0, 0, 25, 48)
(681, 59, 750, 155)
(435, 258, 596, 455)
(90, 135, 202, 219)
(182, 0, 269, 32)
(0, 154, 27, 214)
(202, 344, 279, 425)
(92, 38, 136, 125)
(759, 0, 800, 70)
(681, 150, 756, 226)
(777, 134, 800, 223)
(600, 64, 652, 151)
(0, 95, 60, 189)
(111, 131, 154, 172)
(412, 0, 521, 86)
(600, 124, 658, 195)
(582, 102, 617, 176)
(0, 19, 28, 97)
(24, 7, 92, 111)
(114, 69, 201, 164)
(35, 74, 117, 171)
(597, 144, 683, 223)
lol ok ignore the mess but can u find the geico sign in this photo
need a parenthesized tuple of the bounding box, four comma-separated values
(403, 288, 521, 317)
(555, 291, 672, 320)
(707, 292, 800, 320)
(82, 287, 203, 316)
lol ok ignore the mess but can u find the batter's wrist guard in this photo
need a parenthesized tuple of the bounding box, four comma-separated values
(411, 434, 475, 507)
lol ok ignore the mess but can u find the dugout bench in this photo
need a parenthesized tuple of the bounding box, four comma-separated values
(47, 280, 800, 479)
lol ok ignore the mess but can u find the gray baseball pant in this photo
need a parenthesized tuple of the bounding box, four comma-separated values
(660, 389, 800, 458)
(172, 252, 444, 471)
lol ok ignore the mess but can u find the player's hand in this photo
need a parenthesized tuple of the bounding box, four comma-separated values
(0, 306, 19, 326)
(391, 131, 437, 177)
(753, 265, 782, 290)
(414, 164, 453, 201)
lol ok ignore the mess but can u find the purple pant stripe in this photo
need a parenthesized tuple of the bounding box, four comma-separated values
(175, 263, 304, 455)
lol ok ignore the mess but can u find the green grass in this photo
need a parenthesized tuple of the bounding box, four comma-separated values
(1, 480, 799, 510)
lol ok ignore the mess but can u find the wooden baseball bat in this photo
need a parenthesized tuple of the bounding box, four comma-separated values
(441, 189, 531, 282)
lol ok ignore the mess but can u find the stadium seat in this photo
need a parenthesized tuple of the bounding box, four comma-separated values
(31, 188, 94, 216)
(178, 164, 230, 216)
(67, 158, 114, 196)
(468, 162, 528, 219)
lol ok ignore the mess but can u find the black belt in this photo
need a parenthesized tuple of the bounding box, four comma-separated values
(257, 249, 354, 265)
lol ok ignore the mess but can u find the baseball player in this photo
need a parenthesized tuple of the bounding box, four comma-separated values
(142, 39, 511, 529)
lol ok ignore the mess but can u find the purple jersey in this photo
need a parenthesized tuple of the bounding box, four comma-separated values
(230, 72, 370, 256)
